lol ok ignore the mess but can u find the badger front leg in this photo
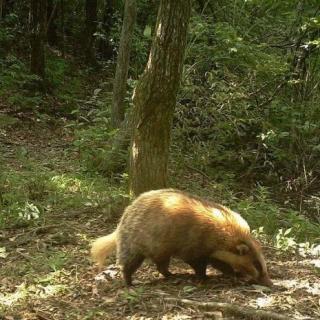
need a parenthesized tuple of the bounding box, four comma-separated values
(152, 255, 172, 277)
(187, 258, 208, 279)
(209, 258, 237, 276)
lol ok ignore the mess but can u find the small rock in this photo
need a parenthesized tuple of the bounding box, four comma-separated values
(311, 245, 320, 257)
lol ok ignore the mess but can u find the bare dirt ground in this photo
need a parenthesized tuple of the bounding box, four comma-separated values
(1, 117, 319, 320)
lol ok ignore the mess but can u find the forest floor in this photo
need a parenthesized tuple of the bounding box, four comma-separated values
(0, 114, 320, 320)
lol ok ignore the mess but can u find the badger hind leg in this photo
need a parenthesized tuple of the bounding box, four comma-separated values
(121, 254, 145, 286)
(187, 258, 208, 279)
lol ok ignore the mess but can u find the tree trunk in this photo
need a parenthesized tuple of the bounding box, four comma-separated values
(129, 0, 191, 196)
(0, 0, 5, 19)
(60, 0, 65, 57)
(98, 0, 115, 59)
(30, 0, 47, 80)
(84, 0, 97, 65)
(111, 0, 137, 128)
(47, 0, 58, 46)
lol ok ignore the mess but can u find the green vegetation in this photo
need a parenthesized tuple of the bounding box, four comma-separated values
(1, 0, 319, 245)
(0, 157, 128, 228)
(1, 2, 320, 319)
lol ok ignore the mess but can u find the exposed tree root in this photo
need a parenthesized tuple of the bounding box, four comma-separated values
(163, 297, 293, 320)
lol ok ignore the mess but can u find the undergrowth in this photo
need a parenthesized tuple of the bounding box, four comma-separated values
(1, 1, 319, 251)
(0, 52, 92, 115)
(0, 155, 128, 229)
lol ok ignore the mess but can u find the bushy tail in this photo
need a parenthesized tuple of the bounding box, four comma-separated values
(91, 230, 118, 271)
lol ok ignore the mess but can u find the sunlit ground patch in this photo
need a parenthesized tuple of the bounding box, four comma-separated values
(0, 281, 67, 309)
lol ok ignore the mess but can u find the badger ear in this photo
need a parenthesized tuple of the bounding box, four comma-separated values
(236, 243, 250, 255)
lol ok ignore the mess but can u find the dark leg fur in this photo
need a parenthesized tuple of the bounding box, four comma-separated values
(209, 258, 237, 276)
(187, 259, 207, 279)
(122, 255, 144, 286)
(152, 256, 172, 277)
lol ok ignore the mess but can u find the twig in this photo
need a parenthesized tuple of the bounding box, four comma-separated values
(0, 139, 21, 145)
(257, 81, 286, 109)
(34, 310, 53, 320)
(185, 165, 211, 181)
(46, 1, 58, 34)
(13, 224, 63, 239)
(31, 224, 63, 235)
(163, 297, 294, 320)
(16, 250, 33, 261)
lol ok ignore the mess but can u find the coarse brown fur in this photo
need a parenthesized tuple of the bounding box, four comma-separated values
(91, 189, 272, 286)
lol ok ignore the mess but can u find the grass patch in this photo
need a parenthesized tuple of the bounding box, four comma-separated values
(0, 152, 128, 228)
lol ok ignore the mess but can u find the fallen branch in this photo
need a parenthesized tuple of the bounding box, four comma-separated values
(163, 297, 293, 320)
(185, 165, 211, 181)
(12, 224, 68, 241)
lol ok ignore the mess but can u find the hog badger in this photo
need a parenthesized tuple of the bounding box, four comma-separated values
(91, 189, 272, 286)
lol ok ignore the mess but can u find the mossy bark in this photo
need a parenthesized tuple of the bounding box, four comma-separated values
(129, 0, 191, 196)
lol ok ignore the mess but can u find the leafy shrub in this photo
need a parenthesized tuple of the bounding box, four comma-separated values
(0, 156, 128, 228)
(0, 56, 43, 110)
(73, 112, 128, 176)
(234, 186, 320, 242)
(174, 5, 320, 220)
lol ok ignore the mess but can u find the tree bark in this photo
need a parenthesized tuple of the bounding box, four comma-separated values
(111, 0, 137, 128)
(0, 0, 5, 19)
(84, 0, 97, 65)
(60, 0, 65, 57)
(129, 0, 191, 196)
(47, 0, 58, 46)
(98, 0, 115, 59)
(30, 0, 47, 80)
